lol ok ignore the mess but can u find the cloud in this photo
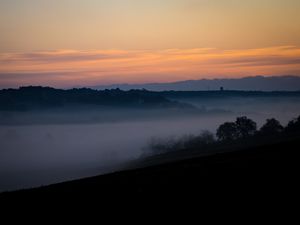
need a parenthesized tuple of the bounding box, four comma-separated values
(0, 50, 134, 63)
(0, 46, 300, 88)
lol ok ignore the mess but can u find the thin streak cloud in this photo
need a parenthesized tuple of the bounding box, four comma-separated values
(1, 46, 300, 88)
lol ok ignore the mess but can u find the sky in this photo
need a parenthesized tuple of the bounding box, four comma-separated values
(0, 0, 300, 87)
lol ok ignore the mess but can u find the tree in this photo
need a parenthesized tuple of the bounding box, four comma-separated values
(260, 118, 283, 135)
(216, 122, 238, 141)
(217, 117, 257, 141)
(235, 116, 257, 138)
(285, 115, 300, 133)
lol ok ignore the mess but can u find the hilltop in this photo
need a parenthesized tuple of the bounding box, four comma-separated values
(0, 86, 185, 111)
(91, 76, 300, 91)
(1, 86, 300, 111)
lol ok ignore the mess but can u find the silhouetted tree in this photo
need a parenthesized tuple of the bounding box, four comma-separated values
(216, 122, 238, 141)
(146, 115, 299, 156)
(260, 118, 284, 135)
(235, 116, 257, 138)
(217, 117, 257, 141)
(285, 115, 300, 133)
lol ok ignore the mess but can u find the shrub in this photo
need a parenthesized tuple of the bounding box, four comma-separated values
(147, 131, 216, 155)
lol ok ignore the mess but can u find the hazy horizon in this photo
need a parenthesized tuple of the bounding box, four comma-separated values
(1, 75, 300, 90)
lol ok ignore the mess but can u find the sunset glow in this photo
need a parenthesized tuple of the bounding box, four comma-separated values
(0, 46, 299, 88)
(1, 0, 300, 87)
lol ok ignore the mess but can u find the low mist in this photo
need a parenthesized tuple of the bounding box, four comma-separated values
(0, 97, 299, 192)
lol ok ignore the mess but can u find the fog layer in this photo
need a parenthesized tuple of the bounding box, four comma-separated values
(1, 97, 300, 192)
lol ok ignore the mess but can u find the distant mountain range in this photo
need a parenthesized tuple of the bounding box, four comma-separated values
(90, 76, 300, 91)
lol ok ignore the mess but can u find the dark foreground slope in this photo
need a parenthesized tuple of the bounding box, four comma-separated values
(2, 136, 299, 201)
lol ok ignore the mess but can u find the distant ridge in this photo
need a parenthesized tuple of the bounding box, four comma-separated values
(90, 76, 300, 91)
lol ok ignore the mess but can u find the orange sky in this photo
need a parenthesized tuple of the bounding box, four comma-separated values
(1, 0, 300, 87)
(1, 46, 300, 87)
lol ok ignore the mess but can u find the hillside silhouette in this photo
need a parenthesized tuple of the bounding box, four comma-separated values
(0, 86, 185, 111)
(2, 115, 299, 200)
(91, 75, 300, 91)
(1, 86, 299, 111)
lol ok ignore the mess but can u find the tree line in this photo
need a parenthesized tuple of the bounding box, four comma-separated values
(0, 86, 177, 110)
(147, 115, 300, 155)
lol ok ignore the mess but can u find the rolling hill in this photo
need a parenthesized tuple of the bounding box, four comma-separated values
(91, 76, 300, 91)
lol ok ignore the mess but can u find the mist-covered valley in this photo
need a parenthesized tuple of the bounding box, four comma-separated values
(1, 88, 300, 192)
